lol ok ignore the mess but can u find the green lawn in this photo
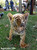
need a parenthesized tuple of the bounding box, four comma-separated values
(0, 11, 37, 50)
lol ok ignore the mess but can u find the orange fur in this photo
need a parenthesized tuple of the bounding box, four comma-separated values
(7, 13, 29, 48)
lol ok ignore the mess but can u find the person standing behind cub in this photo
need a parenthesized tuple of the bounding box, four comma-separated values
(10, 0, 14, 11)
(5, 0, 9, 10)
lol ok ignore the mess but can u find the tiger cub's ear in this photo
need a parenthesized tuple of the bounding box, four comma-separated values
(7, 13, 13, 20)
(24, 12, 29, 20)
(24, 12, 29, 25)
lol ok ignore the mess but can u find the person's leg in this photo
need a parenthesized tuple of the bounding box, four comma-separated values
(12, 6, 13, 11)
(8, 5, 9, 9)
(10, 5, 12, 9)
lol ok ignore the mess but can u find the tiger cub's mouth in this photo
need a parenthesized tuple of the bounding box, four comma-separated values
(13, 21, 25, 32)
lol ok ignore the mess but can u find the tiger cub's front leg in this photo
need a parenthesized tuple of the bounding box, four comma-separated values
(9, 26, 13, 40)
(6, 26, 13, 41)
(20, 31, 28, 48)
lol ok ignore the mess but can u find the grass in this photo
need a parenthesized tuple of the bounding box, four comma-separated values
(0, 11, 37, 50)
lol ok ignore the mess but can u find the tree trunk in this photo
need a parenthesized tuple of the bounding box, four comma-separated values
(30, 0, 34, 15)
(19, 0, 22, 13)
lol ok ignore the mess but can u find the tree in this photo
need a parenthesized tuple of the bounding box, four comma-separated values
(30, 0, 34, 15)
(19, 0, 22, 13)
